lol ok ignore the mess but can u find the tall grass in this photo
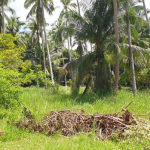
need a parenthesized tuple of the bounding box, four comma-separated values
(0, 86, 150, 150)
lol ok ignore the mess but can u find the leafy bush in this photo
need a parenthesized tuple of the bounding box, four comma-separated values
(0, 34, 24, 70)
(0, 34, 24, 108)
(0, 63, 22, 109)
(20, 64, 45, 87)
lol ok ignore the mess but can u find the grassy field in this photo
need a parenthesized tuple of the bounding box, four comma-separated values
(0, 86, 150, 150)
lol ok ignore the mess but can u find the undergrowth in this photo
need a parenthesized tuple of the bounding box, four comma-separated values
(0, 86, 150, 150)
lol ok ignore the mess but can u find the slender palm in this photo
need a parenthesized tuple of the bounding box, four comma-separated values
(126, 0, 137, 95)
(25, 18, 42, 65)
(24, 0, 54, 85)
(142, 0, 150, 33)
(0, 0, 15, 33)
(27, 18, 46, 86)
(40, 27, 47, 88)
(2, 0, 6, 33)
(113, 0, 119, 91)
(60, 0, 76, 62)
(41, 0, 54, 84)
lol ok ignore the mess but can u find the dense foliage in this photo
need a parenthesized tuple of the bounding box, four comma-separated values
(0, 62, 22, 108)
(0, 0, 150, 148)
(0, 34, 45, 108)
(0, 0, 150, 102)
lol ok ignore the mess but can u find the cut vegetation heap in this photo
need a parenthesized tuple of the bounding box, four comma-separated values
(16, 101, 138, 139)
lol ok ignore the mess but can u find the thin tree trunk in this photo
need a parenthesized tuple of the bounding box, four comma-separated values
(67, 38, 71, 61)
(84, 41, 88, 54)
(70, 36, 74, 59)
(34, 46, 37, 65)
(142, 0, 150, 33)
(66, 19, 71, 62)
(65, 6, 72, 62)
(61, 43, 67, 86)
(90, 43, 92, 52)
(76, 0, 80, 15)
(61, 44, 64, 65)
(37, 78, 39, 87)
(41, 27, 47, 89)
(113, 0, 119, 91)
(41, 0, 54, 84)
(2, 0, 5, 33)
(126, 0, 137, 96)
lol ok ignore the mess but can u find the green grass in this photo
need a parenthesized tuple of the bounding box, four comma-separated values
(0, 86, 150, 150)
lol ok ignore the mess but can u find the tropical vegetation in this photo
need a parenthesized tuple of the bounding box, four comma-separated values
(0, 0, 150, 149)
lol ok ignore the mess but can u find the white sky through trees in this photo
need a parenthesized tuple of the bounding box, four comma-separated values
(7, 0, 150, 29)
(7, 0, 76, 29)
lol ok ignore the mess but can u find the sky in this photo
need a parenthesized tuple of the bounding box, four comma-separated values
(7, 0, 76, 29)
(7, 0, 150, 29)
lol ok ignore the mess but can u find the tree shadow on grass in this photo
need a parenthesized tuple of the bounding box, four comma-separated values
(54, 89, 117, 105)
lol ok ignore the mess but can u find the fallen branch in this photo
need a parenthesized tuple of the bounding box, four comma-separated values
(116, 100, 134, 116)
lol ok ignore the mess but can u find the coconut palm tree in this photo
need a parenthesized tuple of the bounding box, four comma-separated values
(24, 0, 54, 84)
(61, 0, 119, 94)
(60, 0, 76, 62)
(6, 15, 25, 37)
(0, 0, 15, 33)
(141, 0, 150, 33)
(113, 0, 119, 91)
(41, 0, 54, 84)
(26, 17, 47, 87)
(25, 18, 42, 65)
(1, 0, 7, 33)
(51, 19, 68, 85)
(126, 0, 137, 95)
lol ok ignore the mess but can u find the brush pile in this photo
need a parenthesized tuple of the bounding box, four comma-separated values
(16, 101, 138, 139)
(42, 109, 137, 138)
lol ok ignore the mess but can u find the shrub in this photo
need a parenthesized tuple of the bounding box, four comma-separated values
(0, 63, 22, 109)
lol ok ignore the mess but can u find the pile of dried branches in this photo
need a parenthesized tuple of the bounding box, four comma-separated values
(16, 101, 138, 139)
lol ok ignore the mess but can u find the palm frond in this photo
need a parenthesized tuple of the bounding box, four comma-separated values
(121, 44, 150, 63)
(26, 5, 37, 19)
(24, 0, 35, 9)
(44, 2, 54, 15)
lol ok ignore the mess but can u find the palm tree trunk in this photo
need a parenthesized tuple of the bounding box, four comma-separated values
(113, 0, 119, 91)
(61, 43, 67, 86)
(126, 0, 137, 96)
(2, 0, 5, 33)
(90, 43, 92, 52)
(67, 38, 71, 61)
(41, 0, 54, 84)
(84, 41, 88, 54)
(61, 43, 64, 65)
(94, 44, 111, 92)
(76, 0, 80, 15)
(66, 21, 71, 62)
(142, 0, 150, 33)
(70, 36, 73, 59)
(65, 7, 71, 62)
(41, 27, 47, 89)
